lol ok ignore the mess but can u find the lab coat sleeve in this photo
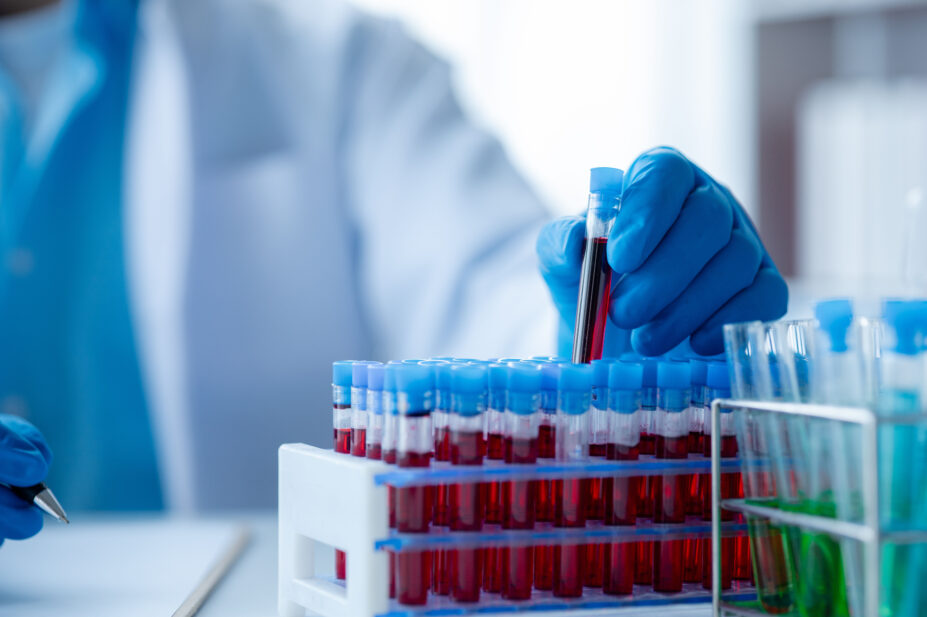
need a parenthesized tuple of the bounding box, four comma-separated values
(339, 16, 558, 359)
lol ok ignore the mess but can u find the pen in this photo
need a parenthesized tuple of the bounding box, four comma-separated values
(9, 482, 69, 524)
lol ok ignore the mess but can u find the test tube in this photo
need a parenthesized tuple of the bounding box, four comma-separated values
(652, 361, 691, 593)
(427, 361, 453, 596)
(395, 364, 435, 606)
(683, 358, 708, 585)
(383, 362, 400, 599)
(635, 356, 658, 585)
(603, 361, 643, 596)
(533, 361, 558, 591)
(351, 362, 378, 457)
(501, 363, 542, 601)
(701, 361, 735, 591)
(585, 358, 612, 588)
(366, 364, 386, 460)
(449, 364, 488, 603)
(482, 363, 507, 594)
(572, 167, 623, 364)
(332, 360, 354, 581)
(553, 363, 593, 598)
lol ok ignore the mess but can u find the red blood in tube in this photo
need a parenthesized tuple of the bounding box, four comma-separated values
(652, 434, 690, 593)
(351, 427, 366, 457)
(534, 423, 556, 590)
(482, 431, 505, 593)
(634, 429, 655, 585)
(603, 442, 639, 594)
(553, 477, 587, 598)
(501, 435, 537, 600)
(449, 429, 483, 602)
(584, 442, 606, 588)
(699, 433, 738, 589)
(367, 443, 382, 460)
(396, 451, 433, 605)
(334, 425, 351, 580)
(574, 236, 611, 363)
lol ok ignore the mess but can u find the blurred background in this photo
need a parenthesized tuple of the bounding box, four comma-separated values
(354, 0, 927, 312)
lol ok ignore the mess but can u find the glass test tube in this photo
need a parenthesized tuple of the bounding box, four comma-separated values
(383, 363, 400, 598)
(635, 356, 658, 585)
(427, 361, 453, 597)
(533, 362, 558, 592)
(701, 361, 735, 591)
(585, 359, 612, 588)
(395, 364, 435, 606)
(482, 363, 507, 594)
(652, 361, 691, 593)
(553, 364, 593, 598)
(501, 364, 542, 601)
(351, 362, 375, 457)
(366, 364, 386, 460)
(683, 358, 708, 585)
(603, 361, 643, 596)
(448, 364, 488, 603)
(332, 361, 354, 581)
(572, 167, 622, 364)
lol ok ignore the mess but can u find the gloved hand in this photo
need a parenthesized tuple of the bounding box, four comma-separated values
(538, 147, 788, 357)
(0, 414, 51, 545)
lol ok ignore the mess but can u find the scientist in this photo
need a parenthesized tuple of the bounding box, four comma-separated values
(0, 0, 786, 544)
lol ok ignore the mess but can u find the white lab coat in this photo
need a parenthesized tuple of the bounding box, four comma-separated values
(123, 0, 555, 511)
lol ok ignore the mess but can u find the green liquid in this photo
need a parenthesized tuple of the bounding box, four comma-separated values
(779, 498, 849, 617)
(744, 498, 795, 614)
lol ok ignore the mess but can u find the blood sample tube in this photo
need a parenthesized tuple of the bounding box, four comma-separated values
(351, 362, 378, 457)
(533, 361, 558, 592)
(332, 361, 354, 581)
(395, 363, 435, 606)
(603, 361, 643, 596)
(572, 167, 623, 364)
(553, 363, 593, 598)
(652, 361, 691, 593)
(635, 356, 658, 585)
(426, 361, 453, 596)
(702, 361, 735, 590)
(501, 363, 542, 601)
(482, 363, 507, 593)
(383, 362, 400, 598)
(366, 364, 386, 460)
(449, 364, 488, 603)
(682, 358, 708, 585)
(584, 359, 611, 588)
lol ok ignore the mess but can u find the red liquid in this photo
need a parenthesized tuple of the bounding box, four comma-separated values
(483, 432, 504, 593)
(535, 423, 555, 590)
(502, 435, 537, 600)
(449, 430, 483, 602)
(383, 447, 397, 598)
(334, 426, 351, 580)
(683, 432, 703, 584)
(699, 433, 739, 589)
(383, 448, 397, 464)
(351, 427, 366, 457)
(572, 236, 611, 363)
(585, 442, 606, 588)
(434, 424, 450, 526)
(483, 548, 504, 593)
(604, 442, 639, 595)
(433, 550, 450, 596)
(553, 477, 587, 598)
(396, 451, 433, 605)
(367, 443, 382, 460)
(652, 433, 690, 593)
(636, 432, 654, 585)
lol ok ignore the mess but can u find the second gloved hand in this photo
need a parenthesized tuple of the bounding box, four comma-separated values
(0, 414, 52, 546)
(538, 147, 788, 357)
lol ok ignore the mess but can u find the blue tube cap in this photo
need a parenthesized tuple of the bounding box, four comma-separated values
(657, 361, 690, 390)
(451, 364, 488, 394)
(384, 363, 400, 393)
(590, 167, 624, 194)
(559, 363, 593, 392)
(396, 364, 434, 394)
(508, 363, 542, 392)
(882, 299, 927, 355)
(333, 361, 355, 387)
(707, 361, 731, 392)
(352, 361, 381, 387)
(642, 358, 659, 388)
(815, 298, 854, 353)
(609, 361, 643, 390)
(591, 358, 613, 387)
(539, 363, 560, 392)
(367, 364, 385, 391)
(689, 359, 708, 387)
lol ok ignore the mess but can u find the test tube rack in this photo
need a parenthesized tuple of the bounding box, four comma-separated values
(278, 443, 755, 617)
(708, 398, 927, 617)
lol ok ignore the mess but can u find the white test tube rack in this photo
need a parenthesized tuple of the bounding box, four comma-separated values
(278, 443, 753, 617)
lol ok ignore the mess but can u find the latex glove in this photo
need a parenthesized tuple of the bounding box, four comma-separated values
(0, 414, 51, 545)
(538, 147, 788, 357)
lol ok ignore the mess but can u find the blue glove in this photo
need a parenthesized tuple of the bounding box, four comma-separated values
(538, 147, 788, 357)
(0, 414, 52, 545)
